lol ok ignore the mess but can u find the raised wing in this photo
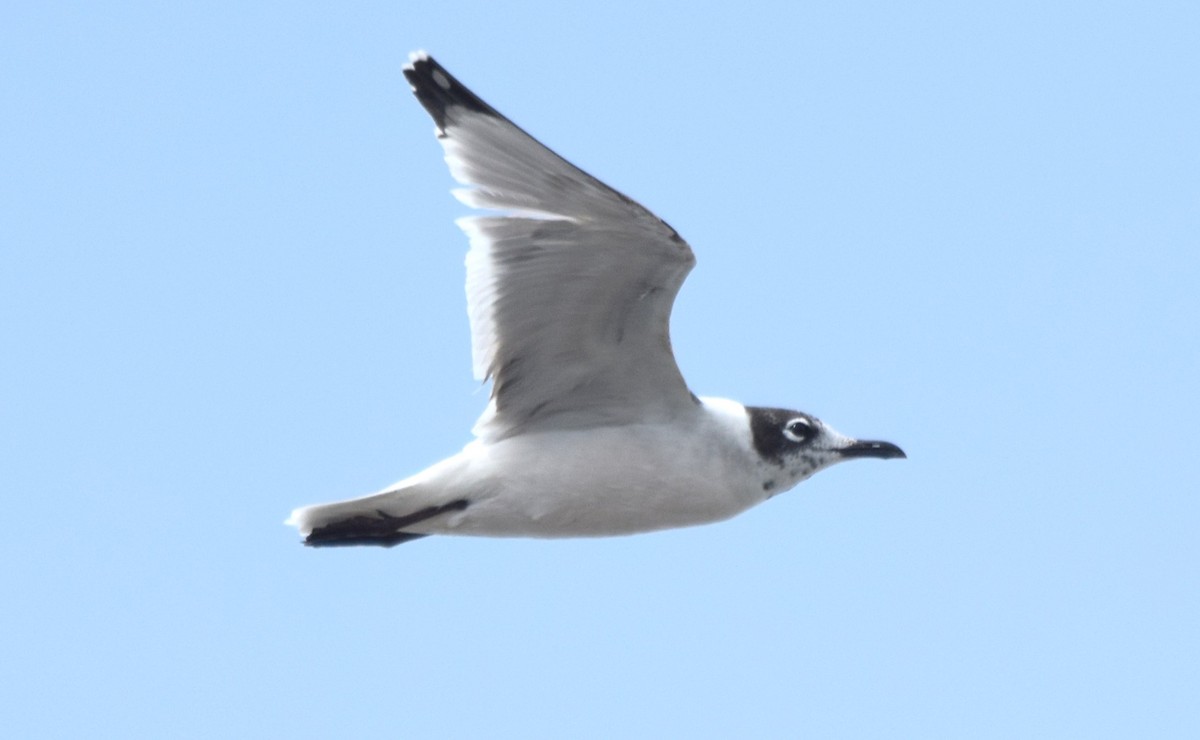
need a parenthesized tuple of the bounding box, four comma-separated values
(403, 53, 698, 440)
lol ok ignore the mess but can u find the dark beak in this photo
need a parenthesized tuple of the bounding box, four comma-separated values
(839, 439, 906, 460)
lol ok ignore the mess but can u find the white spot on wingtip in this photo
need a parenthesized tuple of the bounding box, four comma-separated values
(432, 69, 451, 90)
(404, 50, 430, 74)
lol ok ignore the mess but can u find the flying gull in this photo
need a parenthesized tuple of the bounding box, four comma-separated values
(287, 52, 905, 547)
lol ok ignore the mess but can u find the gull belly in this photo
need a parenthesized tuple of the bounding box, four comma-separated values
(413, 407, 766, 538)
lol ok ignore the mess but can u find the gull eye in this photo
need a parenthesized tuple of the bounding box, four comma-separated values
(783, 418, 815, 444)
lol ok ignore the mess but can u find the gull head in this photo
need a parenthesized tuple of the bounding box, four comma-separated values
(746, 406, 905, 493)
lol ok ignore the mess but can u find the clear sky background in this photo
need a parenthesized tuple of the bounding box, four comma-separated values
(3, 2, 1197, 737)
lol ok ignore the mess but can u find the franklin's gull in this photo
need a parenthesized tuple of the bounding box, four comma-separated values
(287, 52, 905, 547)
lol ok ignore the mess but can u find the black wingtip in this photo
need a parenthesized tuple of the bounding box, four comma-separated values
(403, 52, 500, 131)
(302, 500, 470, 549)
(305, 528, 429, 548)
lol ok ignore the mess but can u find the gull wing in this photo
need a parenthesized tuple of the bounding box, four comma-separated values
(403, 53, 698, 440)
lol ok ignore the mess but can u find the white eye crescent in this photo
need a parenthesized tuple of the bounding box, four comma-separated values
(783, 418, 815, 443)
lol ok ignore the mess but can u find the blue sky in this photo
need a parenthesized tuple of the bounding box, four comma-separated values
(3, 1, 1197, 737)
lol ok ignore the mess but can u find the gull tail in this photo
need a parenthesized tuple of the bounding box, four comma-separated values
(286, 489, 469, 548)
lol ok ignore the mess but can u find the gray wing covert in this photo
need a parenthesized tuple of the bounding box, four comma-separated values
(403, 53, 697, 440)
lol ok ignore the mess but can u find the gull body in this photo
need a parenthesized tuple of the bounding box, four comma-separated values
(287, 53, 904, 547)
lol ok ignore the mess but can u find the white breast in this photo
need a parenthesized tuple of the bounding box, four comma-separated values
(422, 397, 767, 537)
